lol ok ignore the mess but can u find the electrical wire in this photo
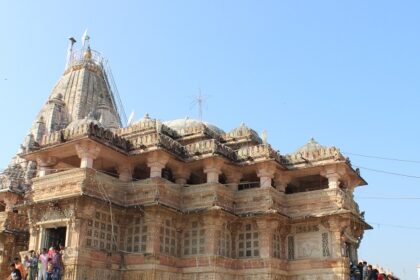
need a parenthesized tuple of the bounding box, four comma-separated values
(343, 152, 420, 163)
(354, 165, 420, 179)
(369, 222, 420, 230)
(356, 196, 420, 200)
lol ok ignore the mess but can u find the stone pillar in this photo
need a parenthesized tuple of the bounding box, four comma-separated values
(328, 219, 345, 258)
(256, 219, 279, 258)
(225, 171, 242, 191)
(257, 165, 275, 188)
(203, 160, 223, 184)
(3, 192, 19, 212)
(75, 143, 100, 168)
(147, 157, 168, 178)
(326, 173, 340, 189)
(173, 167, 191, 185)
(203, 167, 221, 184)
(117, 164, 134, 182)
(274, 173, 291, 192)
(321, 166, 345, 189)
(204, 214, 224, 255)
(36, 156, 57, 177)
(144, 209, 162, 254)
(28, 225, 40, 251)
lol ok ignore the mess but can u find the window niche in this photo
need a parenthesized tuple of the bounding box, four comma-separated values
(183, 221, 205, 256)
(218, 224, 231, 257)
(237, 223, 259, 258)
(273, 231, 281, 258)
(285, 174, 328, 194)
(125, 216, 147, 253)
(86, 210, 119, 251)
(160, 219, 177, 256)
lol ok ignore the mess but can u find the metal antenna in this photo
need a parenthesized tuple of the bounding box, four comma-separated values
(191, 89, 207, 121)
(65, 37, 77, 70)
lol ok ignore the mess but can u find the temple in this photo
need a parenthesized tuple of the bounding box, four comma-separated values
(0, 36, 371, 280)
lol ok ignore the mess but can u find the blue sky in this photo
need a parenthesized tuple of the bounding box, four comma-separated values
(1, 1, 420, 278)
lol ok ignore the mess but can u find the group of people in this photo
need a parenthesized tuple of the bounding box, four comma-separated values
(350, 261, 400, 280)
(8, 246, 64, 280)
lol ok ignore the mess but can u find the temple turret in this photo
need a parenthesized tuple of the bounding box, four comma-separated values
(0, 35, 122, 190)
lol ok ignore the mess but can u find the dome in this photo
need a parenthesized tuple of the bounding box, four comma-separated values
(66, 113, 103, 130)
(164, 118, 225, 135)
(227, 122, 262, 142)
(294, 138, 326, 153)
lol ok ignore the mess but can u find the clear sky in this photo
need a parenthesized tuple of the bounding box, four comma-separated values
(1, 1, 420, 278)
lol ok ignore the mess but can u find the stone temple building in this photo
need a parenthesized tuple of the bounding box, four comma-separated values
(0, 37, 371, 280)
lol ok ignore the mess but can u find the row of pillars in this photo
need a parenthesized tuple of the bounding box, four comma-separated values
(36, 143, 346, 191)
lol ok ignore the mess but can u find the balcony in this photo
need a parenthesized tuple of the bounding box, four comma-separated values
(29, 169, 361, 219)
(234, 187, 285, 215)
(285, 188, 360, 218)
(181, 183, 234, 212)
(30, 168, 127, 204)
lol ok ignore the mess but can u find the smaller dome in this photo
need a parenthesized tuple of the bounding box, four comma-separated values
(50, 93, 63, 100)
(164, 117, 225, 135)
(228, 122, 261, 141)
(295, 138, 326, 153)
(66, 113, 103, 130)
(133, 113, 152, 124)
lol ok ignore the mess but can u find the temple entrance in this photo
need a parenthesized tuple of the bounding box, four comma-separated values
(42, 227, 66, 249)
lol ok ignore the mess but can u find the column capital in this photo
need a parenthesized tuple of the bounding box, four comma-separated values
(117, 163, 134, 182)
(36, 155, 57, 176)
(173, 166, 191, 185)
(274, 172, 292, 192)
(203, 158, 223, 184)
(256, 164, 276, 178)
(257, 163, 276, 188)
(3, 192, 19, 212)
(36, 155, 57, 167)
(75, 143, 101, 159)
(147, 154, 168, 178)
(256, 219, 279, 231)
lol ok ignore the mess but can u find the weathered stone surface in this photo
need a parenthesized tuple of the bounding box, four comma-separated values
(0, 41, 370, 280)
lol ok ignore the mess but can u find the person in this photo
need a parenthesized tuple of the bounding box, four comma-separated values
(363, 261, 368, 280)
(352, 264, 361, 280)
(51, 247, 62, 280)
(59, 244, 65, 278)
(46, 258, 53, 280)
(14, 257, 27, 280)
(357, 262, 364, 280)
(38, 248, 48, 280)
(23, 255, 30, 278)
(27, 250, 39, 280)
(8, 263, 22, 280)
(368, 267, 378, 280)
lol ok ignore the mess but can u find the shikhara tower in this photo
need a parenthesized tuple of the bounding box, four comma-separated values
(0, 35, 371, 280)
(0, 35, 122, 191)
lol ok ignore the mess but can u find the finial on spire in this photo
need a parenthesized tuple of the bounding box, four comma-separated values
(261, 130, 267, 144)
(82, 29, 90, 48)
